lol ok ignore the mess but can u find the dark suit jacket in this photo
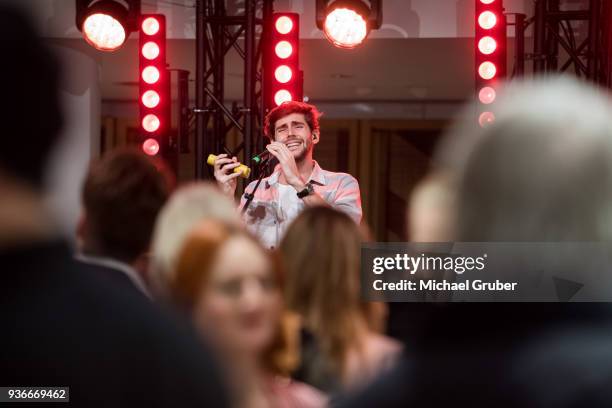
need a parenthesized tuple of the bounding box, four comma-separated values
(339, 303, 612, 407)
(1, 240, 230, 407)
(75, 257, 150, 300)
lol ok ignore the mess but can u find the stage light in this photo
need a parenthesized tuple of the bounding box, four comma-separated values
(141, 90, 160, 108)
(142, 138, 160, 156)
(475, 0, 505, 127)
(139, 14, 168, 157)
(478, 61, 497, 80)
(323, 6, 368, 49)
(275, 41, 293, 59)
(265, 13, 303, 110)
(141, 16, 159, 35)
(274, 90, 292, 106)
(316, 0, 382, 49)
(478, 36, 497, 54)
(141, 41, 160, 59)
(275, 16, 294, 34)
(80, 1, 127, 51)
(274, 66, 293, 83)
(142, 114, 160, 132)
(478, 111, 495, 127)
(478, 11, 497, 29)
(76, 0, 140, 52)
(478, 87, 496, 104)
(142, 66, 160, 84)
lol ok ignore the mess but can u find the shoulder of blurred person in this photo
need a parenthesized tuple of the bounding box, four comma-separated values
(0, 239, 230, 407)
(266, 375, 328, 408)
(337, 304, 612, 408)
(75, 254, 152, 299)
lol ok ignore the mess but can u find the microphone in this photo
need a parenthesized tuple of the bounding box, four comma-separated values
(207, 154, 251, 178)
(252, 150, 272, 165)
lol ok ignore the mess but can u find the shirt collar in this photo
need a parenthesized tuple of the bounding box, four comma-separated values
(267, 160, 327, 187)
(75, 253, 152, 299)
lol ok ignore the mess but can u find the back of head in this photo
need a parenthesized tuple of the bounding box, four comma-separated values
(0, 6, 63, 187)
(436, 76, 612, 241)
(279, 206, 363, 369)
(81, 148, 170, 263)
(150, 182, 240, 297)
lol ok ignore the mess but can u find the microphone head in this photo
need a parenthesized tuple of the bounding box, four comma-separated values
(252, 150, 272, 164)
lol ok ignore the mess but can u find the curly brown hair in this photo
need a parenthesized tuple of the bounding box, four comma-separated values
(263, 101, 322, 140)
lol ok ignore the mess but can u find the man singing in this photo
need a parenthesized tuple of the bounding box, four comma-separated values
(214, 101, 362, 249)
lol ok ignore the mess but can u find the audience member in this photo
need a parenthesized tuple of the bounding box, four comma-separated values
(0, 6, 229, 406)
(279, 206, 401, 394)
(150, 182, 240, 298)
(338, 77, 612, 407)
(171, 219, 326, 408)
(76, 148, 170, 298)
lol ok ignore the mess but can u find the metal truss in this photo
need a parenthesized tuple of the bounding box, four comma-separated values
(511, 0, 612, 86)
(194, 0, 273, 180)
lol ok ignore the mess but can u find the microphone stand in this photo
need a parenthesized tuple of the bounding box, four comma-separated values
(240, 158, 270, 215)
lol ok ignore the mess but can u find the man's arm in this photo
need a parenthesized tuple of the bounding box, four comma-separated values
(331, 175, 363, 224)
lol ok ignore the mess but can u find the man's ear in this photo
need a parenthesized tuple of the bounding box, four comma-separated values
(312, 131, 319, 144)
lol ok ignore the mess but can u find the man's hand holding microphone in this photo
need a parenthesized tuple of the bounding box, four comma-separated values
(211, 154, 242, 197)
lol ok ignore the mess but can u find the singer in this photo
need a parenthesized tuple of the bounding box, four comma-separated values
(213, 101, 362, 249)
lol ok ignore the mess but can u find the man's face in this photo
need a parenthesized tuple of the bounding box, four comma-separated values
(272, 112, 318, 161)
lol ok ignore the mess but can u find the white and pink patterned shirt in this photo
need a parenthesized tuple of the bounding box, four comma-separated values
(240, 161, 362, 249)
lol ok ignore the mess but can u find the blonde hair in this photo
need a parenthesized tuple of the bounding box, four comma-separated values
(149, 182, 240, 298)
(279, 206, 365, 376)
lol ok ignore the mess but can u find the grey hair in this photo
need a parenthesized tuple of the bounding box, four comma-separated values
(435, 75, 612, 241)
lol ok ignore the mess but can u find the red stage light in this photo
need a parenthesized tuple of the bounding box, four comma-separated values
(275, 16, 294, 34)
(478, 36, 497, 55)
(323, 7, 368, 49)
(478, 87, 496, 104)
(475, 0, 505, 126)
(478, 61, 497, 79)
(274, 90, 292, 106)
(142, 66, 160, 84)
(142, 138, 160, 156)
(141, 41, 160, 60)
(266, 13, 302, 110)
(274, 66, 293, 83)
(275, 41, 293, 59)
(478, 11, 497, 29)
(141, 17, 160, 35)
(478, 111, 495, 127)
(142, 114, 160, 132)
(141, 90, 160, 108)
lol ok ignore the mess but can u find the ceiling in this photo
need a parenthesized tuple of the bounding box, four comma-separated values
(49, 36, 488, 103)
